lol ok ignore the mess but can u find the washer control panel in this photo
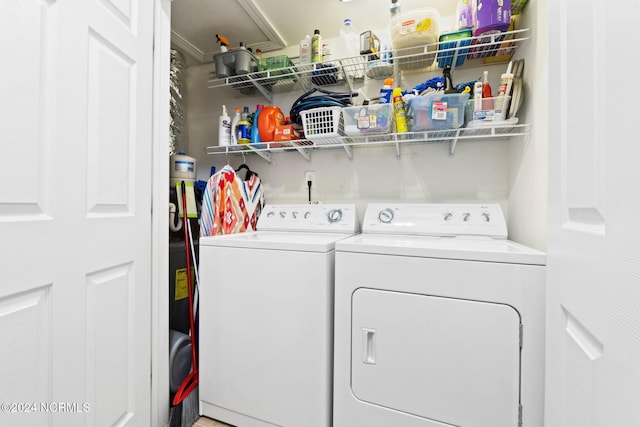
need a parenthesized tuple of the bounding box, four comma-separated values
(362, 203, 507, 238)
(257, 204, 359, 233)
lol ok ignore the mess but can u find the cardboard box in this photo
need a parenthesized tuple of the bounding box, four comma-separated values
(274, 125, 300, 141)
(473, 0, 511, 35)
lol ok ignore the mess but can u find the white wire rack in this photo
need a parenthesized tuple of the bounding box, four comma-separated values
(206, 28, 530, 102)
(204, 122, 532, 162)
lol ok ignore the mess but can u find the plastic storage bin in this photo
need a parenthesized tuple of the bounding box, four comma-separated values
(342, 104, 393, 136)
(300, 107, 344, 142)
(390, 8, 441, 70)
(408, 93, 469, 131)
(466, 95, 511, 124)
(214, 49, 258, 78)
(257, 55, 295, 75)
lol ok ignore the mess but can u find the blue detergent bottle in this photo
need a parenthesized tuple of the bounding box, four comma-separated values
(251, 104, 264, 143)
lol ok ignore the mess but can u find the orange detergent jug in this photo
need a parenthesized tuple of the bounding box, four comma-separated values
(258, 105, 285, 142)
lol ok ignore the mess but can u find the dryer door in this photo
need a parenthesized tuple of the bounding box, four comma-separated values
(351, 288, 521, 427)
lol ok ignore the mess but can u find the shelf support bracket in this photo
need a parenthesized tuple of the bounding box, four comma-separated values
(449, 129, 462, 157)
(244, 145, 272, 163)
(343, 144, 353, 159)
(290, 142, 312, 161)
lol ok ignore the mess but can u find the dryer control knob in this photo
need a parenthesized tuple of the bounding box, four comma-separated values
(267, 211, 275, 218)
(481, 212, 490, 222)
(304, 211, 312, 219)
(378, 208, 394, 224)
(443, 212, 453, 221)
(279, 211, 286, 218)
(463, 212, 471, 222)
(327, 209, 343, 223)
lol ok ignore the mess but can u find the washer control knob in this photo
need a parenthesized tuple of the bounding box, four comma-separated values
(267, 211, 275, 218)
(292, 211, 298, 219)
(327, 209, 343, 223)
(304, 211, 312, 219)
(378, 208, 394, 224)
(279, 211, 286, 219)
(481, 212, 490, 222)
(443, 212, 453, 221)
(463, 212, 471, 222)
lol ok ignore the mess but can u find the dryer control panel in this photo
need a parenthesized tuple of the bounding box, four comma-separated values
(362, 203, 507, 238)
(257, 204, 359, 233)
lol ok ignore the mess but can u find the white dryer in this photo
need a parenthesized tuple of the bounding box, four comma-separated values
(333, 203, 546, 427)
(199, 204, 358, 427)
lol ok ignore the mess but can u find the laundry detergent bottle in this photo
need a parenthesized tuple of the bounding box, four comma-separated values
(258, 105, 285, 142)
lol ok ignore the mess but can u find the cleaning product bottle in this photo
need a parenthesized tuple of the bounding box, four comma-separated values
(338, 18, 364, 79)
(231, 107, 241, 145)
(390, 0, 401, 17)
(216, 34, 230, 52)
(218, 105, 231, 146)
(482, 70, 494, 110)
(299, 34, 311, 64)
(311, 29, 323, 63)
(379, 78, 394, 104)
(238, 106, 251, 144)
(251, 104, 264, 143)
(496, 61, 514, 119)
(392, 87, 409, 133)
(473, 81, 483, 114)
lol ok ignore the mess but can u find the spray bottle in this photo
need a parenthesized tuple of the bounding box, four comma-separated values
(311, 29, 323, 63)
(216, 34, 230, 52)
(392, 87, 409, 133)
(218, 105, 231, 146)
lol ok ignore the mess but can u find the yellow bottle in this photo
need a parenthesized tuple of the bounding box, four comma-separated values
(392, 87, 409, 133)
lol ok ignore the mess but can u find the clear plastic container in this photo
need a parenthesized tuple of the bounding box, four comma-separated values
(466, 95, 511, 123)
(407, 93, 469, 131)
(390, 8, 441, 70)
(342, 104, 393, 136)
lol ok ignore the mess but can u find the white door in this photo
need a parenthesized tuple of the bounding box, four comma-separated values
(0, 1, 154, 426)
(546, 0, 640, 425)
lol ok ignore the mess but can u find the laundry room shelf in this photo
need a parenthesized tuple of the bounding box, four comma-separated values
(207, 28, 531, 102)
(204, 122, 531, 162)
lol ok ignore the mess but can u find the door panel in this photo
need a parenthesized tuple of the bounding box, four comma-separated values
(547, 0, 640, 425)
(351, 288, 521, 427)
(0, 0, 154, 426)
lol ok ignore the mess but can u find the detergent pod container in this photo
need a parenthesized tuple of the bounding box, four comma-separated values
(258, 105, 285, 142)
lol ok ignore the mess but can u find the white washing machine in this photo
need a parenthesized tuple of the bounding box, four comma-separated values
(333, 203, 546, 427)
(199, 204, 358, 427)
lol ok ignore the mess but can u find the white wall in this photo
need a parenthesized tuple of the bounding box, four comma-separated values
(181, 8, 547, 251)
(505, 0, 548, 251)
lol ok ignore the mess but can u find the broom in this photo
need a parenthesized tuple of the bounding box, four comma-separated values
(169, 181, 199, 427)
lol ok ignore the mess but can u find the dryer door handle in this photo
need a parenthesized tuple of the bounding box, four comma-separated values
(362, 328, 377, 365)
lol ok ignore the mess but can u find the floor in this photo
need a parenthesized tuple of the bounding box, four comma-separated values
(194, 416, 234, 427)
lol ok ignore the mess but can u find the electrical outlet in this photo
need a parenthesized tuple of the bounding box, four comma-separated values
(305, 171, 316, 187)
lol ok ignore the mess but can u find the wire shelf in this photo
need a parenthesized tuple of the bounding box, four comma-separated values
(204, 123, 531, 161)
(207, 28, 531, 99)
